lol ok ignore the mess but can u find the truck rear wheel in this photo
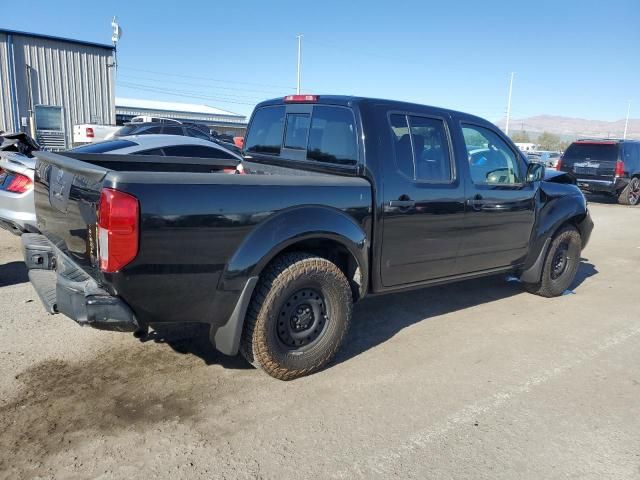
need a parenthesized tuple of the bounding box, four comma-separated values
(618, 177, 640, 205)
(240, 252, 352, 380)
(523, 225, 582, 298)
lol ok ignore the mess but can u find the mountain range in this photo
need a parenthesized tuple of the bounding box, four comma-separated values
(495, 115, 640, 140)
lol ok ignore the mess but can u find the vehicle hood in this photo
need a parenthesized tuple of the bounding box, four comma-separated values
(543, 168, 575, 185)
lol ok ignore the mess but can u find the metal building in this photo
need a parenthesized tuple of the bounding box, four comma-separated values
(0, 29, 115, 149)
(116, 97, 248, 137)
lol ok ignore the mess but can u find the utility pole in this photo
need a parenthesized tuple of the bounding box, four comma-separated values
(623, 100, 632, 140)
(296, 34, 303, 94)
(505, 72, 515, 135)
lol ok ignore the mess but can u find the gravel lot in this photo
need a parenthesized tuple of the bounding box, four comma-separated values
(1, 199, 639, 479)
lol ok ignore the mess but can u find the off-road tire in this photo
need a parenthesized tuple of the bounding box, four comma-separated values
(617, 176, 640, 206)
(240, 252, 352, 380)
(523, 225, 582, 298)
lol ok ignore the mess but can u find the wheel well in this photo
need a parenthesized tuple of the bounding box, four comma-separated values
(273, 238, 363, 302)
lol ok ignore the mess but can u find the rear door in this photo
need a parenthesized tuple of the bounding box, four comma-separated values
(456, 123, 536, 272)
(380, 111, 466, 286)
(560, 141, 620, 181)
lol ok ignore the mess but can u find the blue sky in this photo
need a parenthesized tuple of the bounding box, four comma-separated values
(3, 0, 639, 121)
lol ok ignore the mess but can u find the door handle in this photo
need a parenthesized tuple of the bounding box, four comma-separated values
(389, 199, 416, 208)
(467, 194, 484, 211)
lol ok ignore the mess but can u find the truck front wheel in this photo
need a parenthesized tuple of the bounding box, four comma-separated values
(523, 225, 582, 298)
(240, 252, 352, 380)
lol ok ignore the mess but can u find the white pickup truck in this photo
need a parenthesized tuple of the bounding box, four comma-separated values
(73, 124, 120, 145)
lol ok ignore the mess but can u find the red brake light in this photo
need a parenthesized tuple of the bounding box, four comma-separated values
(556, 156, 563, 171)
(615, 160, 625, 177)
(5, 173, 33, 193)
(97, 188, 139, 273)
(284, 94, 318, 103)
(86, 127, 95, 138)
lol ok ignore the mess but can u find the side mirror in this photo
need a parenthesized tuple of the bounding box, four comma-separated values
(526, 162, 545, 183)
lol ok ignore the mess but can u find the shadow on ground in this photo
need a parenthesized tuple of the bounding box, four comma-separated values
(584, 193, 618, 205)
(141, 323, 252, 370)
(0, 261, 28, 287)
(336, 260, 598, 366)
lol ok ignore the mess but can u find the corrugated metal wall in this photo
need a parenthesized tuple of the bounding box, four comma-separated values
(0, 32, 114, 145)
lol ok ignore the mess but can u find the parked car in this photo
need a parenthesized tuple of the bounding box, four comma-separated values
(70, 134, 243, 163)
(0, 133, 40, 234)
(73, 124, 120, 145)
(540, 151, 562, 168)
(23, 95, 593, 380)
(557, 139, 640, 205)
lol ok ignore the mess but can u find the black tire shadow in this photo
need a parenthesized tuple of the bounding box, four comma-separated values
(584, 193, 617, 204)
(0, 261, 28, 287)
(335, 262, 598, 367)
(140, 323, 252, 370)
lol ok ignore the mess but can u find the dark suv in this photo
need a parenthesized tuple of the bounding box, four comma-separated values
(558, 139, 640, 205)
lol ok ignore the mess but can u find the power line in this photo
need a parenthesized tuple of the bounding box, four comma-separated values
(118, 73, 291, 97)
(119, 66, 295, 91)
(117, 81, 259, 106)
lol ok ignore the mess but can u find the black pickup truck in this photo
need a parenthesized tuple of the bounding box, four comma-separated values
(24, 95, 593, 380)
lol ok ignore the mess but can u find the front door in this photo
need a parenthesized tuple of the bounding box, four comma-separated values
(457, 123, 536, 272)
(380, 112, 466, 287)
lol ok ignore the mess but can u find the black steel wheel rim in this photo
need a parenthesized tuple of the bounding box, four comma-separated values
(551, 242, 570, 280)
(276, 288, 328, 350)
(628, 179, 640, 205)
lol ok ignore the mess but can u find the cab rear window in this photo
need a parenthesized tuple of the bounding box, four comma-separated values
(245, 106, 286, 155)
(245, 104, 358, 166)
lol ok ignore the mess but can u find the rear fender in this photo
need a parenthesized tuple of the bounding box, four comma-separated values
(219, 205, 369, 295)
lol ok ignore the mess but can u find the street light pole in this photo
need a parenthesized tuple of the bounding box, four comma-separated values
(296, 34, 303, 94)
(623, 100, 632, 140)
(505, 72, 515, 136)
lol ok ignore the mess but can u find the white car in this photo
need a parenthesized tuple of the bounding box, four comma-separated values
(0, 134, 242, 235)
(70, 134, 243, 161)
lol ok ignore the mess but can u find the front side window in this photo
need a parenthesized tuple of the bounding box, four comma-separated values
(162, 126, 184, 136)
(307, 106, 357, 166)
(245, 106, 286, 155)
(462, 125, 523, 185)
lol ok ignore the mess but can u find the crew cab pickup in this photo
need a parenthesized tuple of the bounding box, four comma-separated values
(24, 95, 594, 380)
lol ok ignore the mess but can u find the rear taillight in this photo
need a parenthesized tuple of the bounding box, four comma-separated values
(556, 156, 563, 171)
(97, 188, 139, 273)
(615, 160, 625, 177)
(4, 172, 33, 193)
(86, 127, 95, 138)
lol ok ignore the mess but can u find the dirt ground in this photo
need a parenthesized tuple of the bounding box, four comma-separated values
(1, 198, 639, 479)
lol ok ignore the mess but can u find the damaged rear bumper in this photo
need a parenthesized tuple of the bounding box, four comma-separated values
(22, 233, 139, 332)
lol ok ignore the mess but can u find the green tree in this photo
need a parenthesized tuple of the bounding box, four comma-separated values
(536, 131, 562, 151)
(511, 130, 530, 143)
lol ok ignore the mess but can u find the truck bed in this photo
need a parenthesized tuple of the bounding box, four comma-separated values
(32, 150, 372, 330)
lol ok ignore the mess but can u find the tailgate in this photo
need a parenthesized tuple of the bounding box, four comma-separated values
(33, 150, 108, 272)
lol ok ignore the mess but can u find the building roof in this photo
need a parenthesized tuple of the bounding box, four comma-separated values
(0, 28, 114, 50)
(115, 97, 244, 118)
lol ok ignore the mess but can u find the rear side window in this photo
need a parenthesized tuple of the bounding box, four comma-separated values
(564, 143, 619, 162)
(389, 114, 452, 182)
(187, 127, 212, 141)
(163, 145, 236, 159)
(307, 106, 357, 166)
(245, 106, 286, 155)
(135, 148, 165, 156)
(70, 139, 138, 153)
